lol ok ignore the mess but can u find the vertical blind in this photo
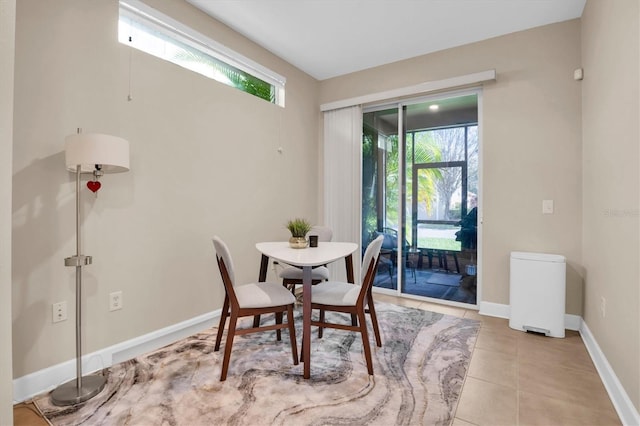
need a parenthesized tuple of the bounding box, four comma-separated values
(323, 105, 363, 282)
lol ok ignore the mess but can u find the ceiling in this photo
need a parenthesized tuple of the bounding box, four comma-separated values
(187, 0, 586, 81)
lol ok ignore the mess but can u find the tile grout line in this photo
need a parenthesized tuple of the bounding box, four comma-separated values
(452, 313, 483, 426)
(516, 330, 521, 426)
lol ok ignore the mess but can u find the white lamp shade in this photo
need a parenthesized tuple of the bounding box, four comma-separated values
(65, 133, 130, 173)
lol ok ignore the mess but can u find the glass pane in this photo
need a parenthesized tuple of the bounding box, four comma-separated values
(425, 127, 466, 161)
(119, 10, 275, 103)
(362, 108, 399, 290)
(416, 166, 463, 222)
(403, 94, 478, 305)
(417, 223, 461, 251)
(466, 125, 479, 206)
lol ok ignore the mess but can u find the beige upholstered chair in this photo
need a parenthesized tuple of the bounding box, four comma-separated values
(212, 236, 298, 381)
(279, 225, 333, 292)
(310, 235, 384, 375)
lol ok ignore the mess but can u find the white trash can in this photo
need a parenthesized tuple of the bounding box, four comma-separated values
(509, 251, 566, 338)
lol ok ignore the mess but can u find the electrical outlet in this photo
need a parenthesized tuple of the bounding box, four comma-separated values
(109, 291, 123, 311)
(52, 301, 67, 323)
(600, 296, 606, 318)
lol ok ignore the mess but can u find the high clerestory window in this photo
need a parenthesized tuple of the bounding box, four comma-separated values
(118, 0, 286, 106)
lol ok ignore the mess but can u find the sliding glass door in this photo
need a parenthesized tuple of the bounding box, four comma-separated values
(362, 91, 479, 306)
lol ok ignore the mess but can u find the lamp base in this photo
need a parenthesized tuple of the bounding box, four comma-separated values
(50, 374, 106, 406)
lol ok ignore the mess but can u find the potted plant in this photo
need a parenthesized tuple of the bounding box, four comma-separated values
(286, 218, 312, 249)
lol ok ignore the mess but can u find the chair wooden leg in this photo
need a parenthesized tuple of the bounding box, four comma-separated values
(367, 291, 382, 347)
(357, 309, 374, 375)
(351, 313, 357, 326)
(275, 311, 283, 341)
(220, 312, 238, 381)
(282, 279, 298, 295)
(253, 315, 261, 328)
(318, 310, 325, 338)
(286, 305, 299, 365)
(214, 296, 229, 351)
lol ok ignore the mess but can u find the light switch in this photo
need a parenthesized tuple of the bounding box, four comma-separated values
(542, 199, 554, 214)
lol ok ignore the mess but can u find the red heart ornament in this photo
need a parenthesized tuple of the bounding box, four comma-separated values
(87, 181, 101, 193)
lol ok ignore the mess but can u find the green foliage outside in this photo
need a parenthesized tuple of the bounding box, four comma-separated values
(419, 237, 461, 251)
(174, 39, 274, 103)
(407, 132, 443, 218)
(362, 125, 443, 242)
(361, 129, 379, 242)
(220, 65, 274, 103)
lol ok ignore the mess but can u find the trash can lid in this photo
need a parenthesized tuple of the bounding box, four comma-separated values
(510, 251, 565, 263)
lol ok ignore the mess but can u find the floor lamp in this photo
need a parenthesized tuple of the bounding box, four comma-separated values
(51, 132, 130, 406)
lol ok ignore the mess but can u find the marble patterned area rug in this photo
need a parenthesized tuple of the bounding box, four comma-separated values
(35, 302, 480, 426)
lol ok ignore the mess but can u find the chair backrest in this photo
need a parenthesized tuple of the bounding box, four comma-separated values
(373, 228, 410, 250)
(307, 225, 332, 242)
(361, 235, 384, 286)
(212, 236, 236, 287)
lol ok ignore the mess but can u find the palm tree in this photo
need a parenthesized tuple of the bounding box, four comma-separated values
(362, 121, 443, 243)
(409, 132, 442, 216)
(173, 43, 274, 102)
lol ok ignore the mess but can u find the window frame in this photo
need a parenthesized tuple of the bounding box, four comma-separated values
(119, 0, 286, 106)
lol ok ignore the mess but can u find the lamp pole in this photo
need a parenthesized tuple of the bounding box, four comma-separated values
(50, 166, 106, 406)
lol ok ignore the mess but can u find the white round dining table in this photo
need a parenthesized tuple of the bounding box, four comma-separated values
(255, 241, 358, 379)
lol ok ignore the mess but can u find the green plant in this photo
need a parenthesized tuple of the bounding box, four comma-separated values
(286, 218, 312, 237)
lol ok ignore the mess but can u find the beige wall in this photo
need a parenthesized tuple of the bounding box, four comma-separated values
(12, 0, 319, 378)
(1, 0, 16, 421)
(322, 20, 584, 314)
(581, 0, 640, 411)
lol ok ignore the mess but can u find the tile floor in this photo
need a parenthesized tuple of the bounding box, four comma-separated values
(375, 293, 621, 426)
(14, 294, 622, 426)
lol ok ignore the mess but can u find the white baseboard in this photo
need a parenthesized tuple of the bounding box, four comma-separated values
(479, 301, 638, 425)
(580, 321, 640, 426)
(478, 301, 510, 319)
(13, 309, 219, 403)
(563, 313, 582, 331)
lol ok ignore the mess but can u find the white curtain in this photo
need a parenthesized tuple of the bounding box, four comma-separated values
(323, 105, 362, 282)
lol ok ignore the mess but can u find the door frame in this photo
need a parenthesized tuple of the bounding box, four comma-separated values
(364, 87, 483, 309)
(411, 161, 468, 248)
